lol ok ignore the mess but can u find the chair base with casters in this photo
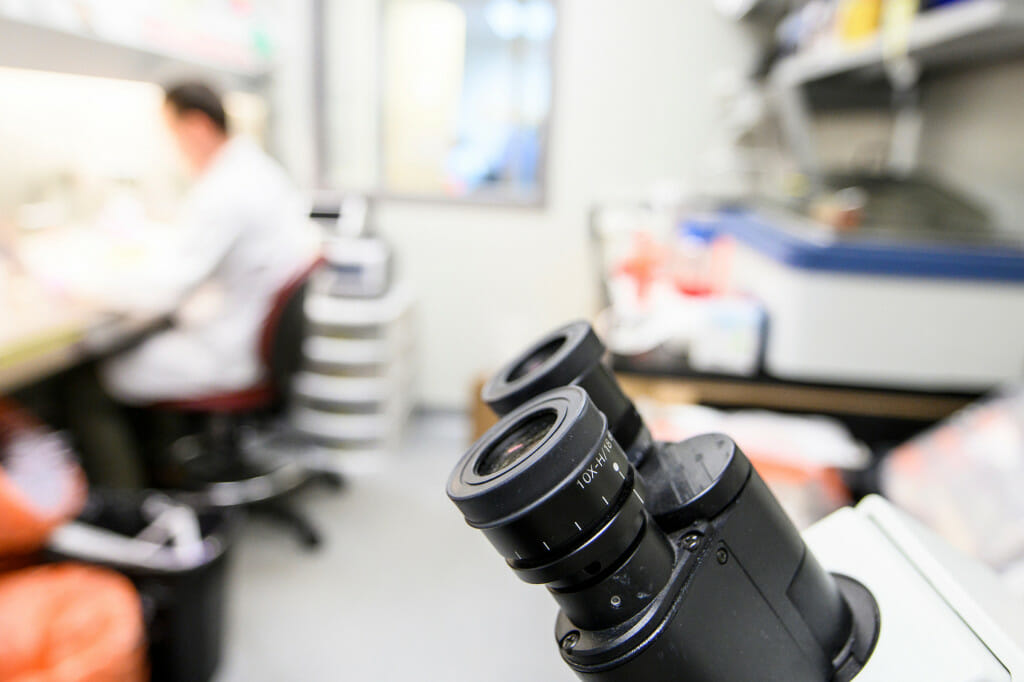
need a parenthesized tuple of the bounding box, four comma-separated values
(168, 420, 344, 548)
(150, 257, 344, 550)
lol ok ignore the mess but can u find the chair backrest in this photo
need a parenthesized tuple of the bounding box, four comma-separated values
(259, 257, 324, 410)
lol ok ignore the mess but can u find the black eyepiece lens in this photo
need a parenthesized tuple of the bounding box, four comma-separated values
(507, 336, 565, 382)
(482, 321, 652, 467)
(482, 321, 603, 417)
(449, 387, 673, 632)
(475, 409, 557, 477)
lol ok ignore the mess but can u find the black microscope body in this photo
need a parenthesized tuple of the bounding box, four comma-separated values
(448, 322, 879, 681)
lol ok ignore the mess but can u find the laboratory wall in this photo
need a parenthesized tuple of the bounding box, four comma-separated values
(919, 58, 1024, 230)
(268, 0, 319, 190)
(810, 58, 1024, 236)
(364, 0, 760, 408)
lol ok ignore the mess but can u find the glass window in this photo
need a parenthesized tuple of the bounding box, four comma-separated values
(324, 0, 557, 205)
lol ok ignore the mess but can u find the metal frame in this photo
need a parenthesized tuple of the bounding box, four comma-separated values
(312, 0, 330, 186)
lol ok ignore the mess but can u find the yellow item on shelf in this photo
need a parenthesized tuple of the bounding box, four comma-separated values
(837, 0, 883, 43)
(883, 0, 921, 57)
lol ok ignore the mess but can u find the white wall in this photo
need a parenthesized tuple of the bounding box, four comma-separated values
(918, 58, 1024, 232)
(269, 0, 319, 189)
(359, 1, 760, 408)
(808, 58, 1024, 236)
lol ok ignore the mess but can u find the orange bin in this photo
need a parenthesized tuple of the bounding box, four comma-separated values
(0, 564, 147, 682)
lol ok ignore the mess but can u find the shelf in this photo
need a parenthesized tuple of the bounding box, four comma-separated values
(773, 0, 1024, 88)
(0, 14, 270, 89)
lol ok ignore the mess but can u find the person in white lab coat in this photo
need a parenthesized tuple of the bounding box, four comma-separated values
(68, 82, 317, 488)
(100, 81, 318, 404)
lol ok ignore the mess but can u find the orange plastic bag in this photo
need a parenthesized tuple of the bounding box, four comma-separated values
(0, 564, 147, 682)
(0, 401, 87, 556)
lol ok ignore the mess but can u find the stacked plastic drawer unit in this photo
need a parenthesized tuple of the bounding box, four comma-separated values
(291, 244, 415, 458)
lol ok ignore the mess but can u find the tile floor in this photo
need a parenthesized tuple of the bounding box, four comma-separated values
(216, 412, 571, 681)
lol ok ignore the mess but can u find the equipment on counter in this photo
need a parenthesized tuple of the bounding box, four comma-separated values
(713, 206, 1024, 391)
(321, 235, 392, 299)
(882, 384, 1024, 594)
(314, 193, 392, 299)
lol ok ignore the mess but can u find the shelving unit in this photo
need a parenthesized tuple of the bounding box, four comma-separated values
(773, 0, 1024, 88)
(0, 14, 270, 89)
(293, 282, 416, 456)
(770, 0, 1024, 184)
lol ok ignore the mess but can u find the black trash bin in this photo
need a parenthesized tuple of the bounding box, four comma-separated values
(47, 489, 239, 682)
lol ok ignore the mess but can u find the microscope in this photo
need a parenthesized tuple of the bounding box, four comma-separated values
(447, 321, 1024, 681)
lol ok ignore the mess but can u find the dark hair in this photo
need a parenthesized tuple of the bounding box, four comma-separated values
(164, 81, 229, 134)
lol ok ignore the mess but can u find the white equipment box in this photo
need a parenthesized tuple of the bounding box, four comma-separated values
(807, 496, 1024, 681)
(716, 209, 1024, 391)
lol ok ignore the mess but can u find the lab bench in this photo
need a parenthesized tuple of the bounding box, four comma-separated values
(0, 276, 172, 394)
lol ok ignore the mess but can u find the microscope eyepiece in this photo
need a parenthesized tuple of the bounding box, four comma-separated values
(448, 386, 674, 630)
(482, 321, 652, 465)
(482, 322, 603, 415)
(450, 388, 879, 681)
(473, 409, 557, 477)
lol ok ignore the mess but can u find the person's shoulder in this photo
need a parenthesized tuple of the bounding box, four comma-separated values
(228, 137, 294, 187)
(224, 136, 268, 167)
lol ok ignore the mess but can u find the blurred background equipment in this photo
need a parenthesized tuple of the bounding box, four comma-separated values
(882, 385, 1024, 594)
(591, 199, 1024, 393)
(713, 205, 1024, 390)
(0, 400, 86, 555)
(292, 195, 416, 463)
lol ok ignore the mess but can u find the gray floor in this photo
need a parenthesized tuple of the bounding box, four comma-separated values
(216, 413, 571, 681)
